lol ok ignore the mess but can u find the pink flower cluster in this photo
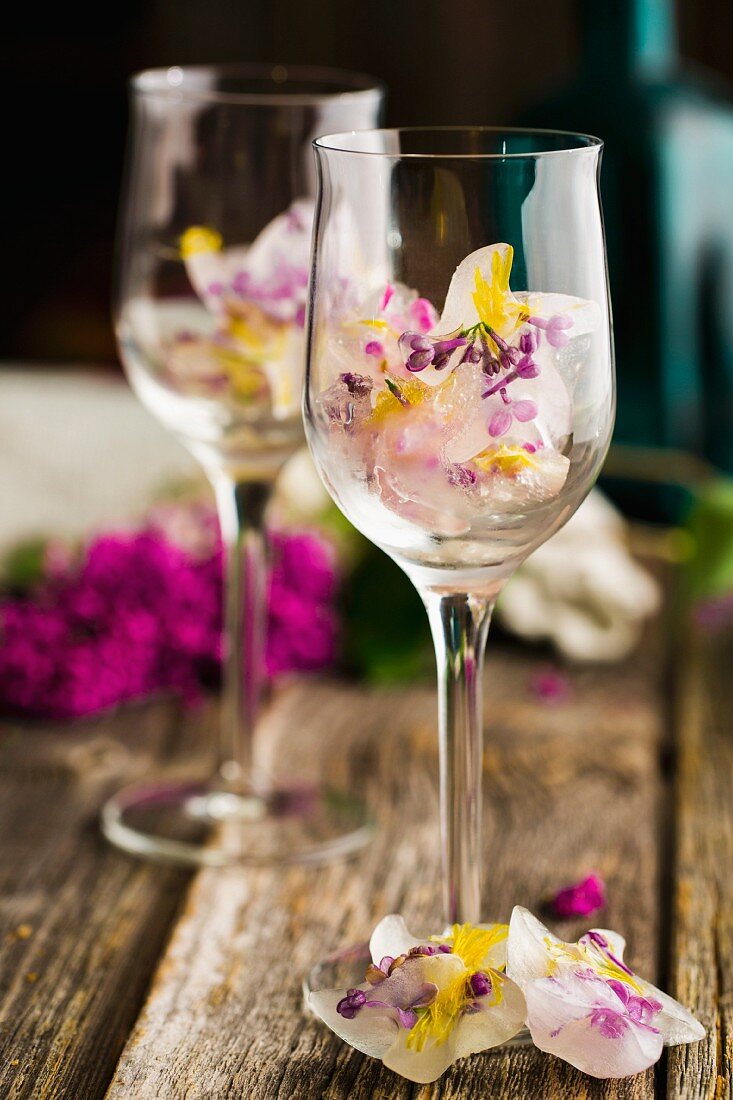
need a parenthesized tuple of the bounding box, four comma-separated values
(0, 524, 338, 720)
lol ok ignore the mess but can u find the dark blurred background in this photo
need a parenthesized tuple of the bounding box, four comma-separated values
(2, 0, 731, 366)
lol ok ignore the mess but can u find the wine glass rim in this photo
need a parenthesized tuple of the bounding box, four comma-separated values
(130, 63, 385, 106)
(313, 125, 604, 159)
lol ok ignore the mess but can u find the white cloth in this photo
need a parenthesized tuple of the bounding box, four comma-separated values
(0, 368, 197, 552)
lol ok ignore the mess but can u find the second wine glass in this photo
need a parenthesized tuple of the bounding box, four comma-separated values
(102, 64, 384, 866)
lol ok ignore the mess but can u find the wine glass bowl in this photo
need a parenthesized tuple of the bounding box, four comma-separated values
(117, 64, 384, 480)
(306, 128, 614, 594)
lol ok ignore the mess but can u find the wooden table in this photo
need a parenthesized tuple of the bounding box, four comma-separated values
(0, 615, 730, 1099)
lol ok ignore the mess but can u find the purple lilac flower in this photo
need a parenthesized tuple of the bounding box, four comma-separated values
(487, 392, 538, 438)
(586, 982, 662, 1041)
(337, 979, 438, 1029)
(606, 980, 662, 1026)
(529, 313, 574, 348)
(0, 521, 338, 720)
(336, 988, 367, 1019)
(470, 972, 493, 997)
(551, 873, 607, 919)
(447, 464, 478, 489)
(399, 330, 468, 373)
(531, 667, 571, 704)
(482, 358, 540, 401)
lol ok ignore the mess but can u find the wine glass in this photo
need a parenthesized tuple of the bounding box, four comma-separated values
(303, 127, 614, 969)
(101, 65, 384, 867)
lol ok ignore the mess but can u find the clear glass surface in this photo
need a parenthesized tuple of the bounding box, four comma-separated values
(303, 127, 615, 927)
(101, 64, 384, 867)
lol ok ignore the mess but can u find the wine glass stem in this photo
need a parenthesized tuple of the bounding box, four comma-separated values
(212, 474, 272, 793)
(423, 590, 495, 927)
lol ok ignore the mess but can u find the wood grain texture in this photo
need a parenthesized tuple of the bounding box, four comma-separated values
(667, 624, 733, 1100)
(0, 701, 201, 1100)
(107, 650, 665, 1100)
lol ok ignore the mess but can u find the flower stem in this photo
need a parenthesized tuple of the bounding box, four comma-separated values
(211, 474, 272, 792)
(422, 589, 495, 925)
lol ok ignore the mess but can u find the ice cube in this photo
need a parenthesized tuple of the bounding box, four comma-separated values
(317, 372, 374, 431)
(371, 399, 477, 535)
(473, 446, 570, 508)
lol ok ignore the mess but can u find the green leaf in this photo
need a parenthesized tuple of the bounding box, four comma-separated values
(684, 477, 733, 599)
(3, 538, 50, 590)
(339, 542, 433, 683)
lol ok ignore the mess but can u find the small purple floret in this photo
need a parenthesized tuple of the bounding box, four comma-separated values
(447, 464, 477, 489)
(516, 355, 540, 380)
(529, 313, 574, 348)
(469, 971, 493, 998)
(488, 409, 513, 438)
(512, 399, 538, 423)
(399, 330, 466, 373)
(552, 873, 607, 918)
(608, 980, 662, 1025)
(519, 330, 538, 355)
(339, 372, 373, 397)
(589, 1008, 628, 1040)
(336, 987, 367, 1019)
(531, 668, 571, 705)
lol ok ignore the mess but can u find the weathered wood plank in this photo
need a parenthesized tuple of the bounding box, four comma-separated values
(667, 623, 733, 1099)
(108, 650, 665, 1100)
(0, 700, 201, 1100)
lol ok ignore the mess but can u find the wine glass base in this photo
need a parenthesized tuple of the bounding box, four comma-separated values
(101, 778, 374, 867)
(302, 940, 531, 1047)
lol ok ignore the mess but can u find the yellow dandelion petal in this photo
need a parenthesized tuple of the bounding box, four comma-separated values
(471, 247, 529, 343)
(406, 973, 470, 1051)
(473, 445, 538, 475)
(447, 923, 508, 972)
(180, 225, 223, 258)
(366, 378, 428, 424)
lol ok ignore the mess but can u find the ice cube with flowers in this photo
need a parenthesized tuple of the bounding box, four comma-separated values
(506, 906, 704, 1079)
(163, 200, 314, 418)
(317, 242, 602, 533)
(308, 913, 526, 1084)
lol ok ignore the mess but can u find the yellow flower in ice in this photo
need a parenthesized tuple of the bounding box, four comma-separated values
(180, 225, 223, 258)
(472, 245, 528, 343)
(474, 444, 538, 476)
(367, 377, 429, 424)
(406, 923, 508, 1052)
